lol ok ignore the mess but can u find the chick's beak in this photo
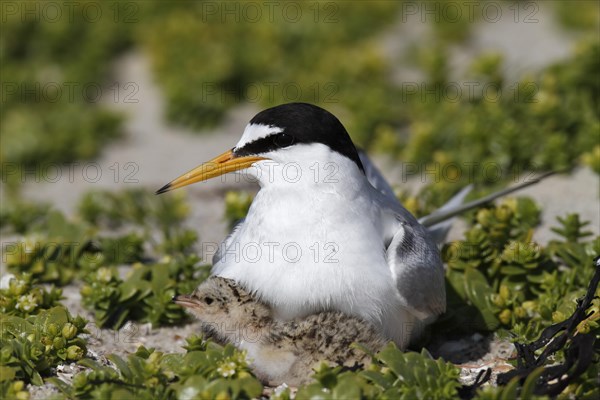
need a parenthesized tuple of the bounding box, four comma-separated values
(156, 149, 266, 194)
(172, 294, 198, 308)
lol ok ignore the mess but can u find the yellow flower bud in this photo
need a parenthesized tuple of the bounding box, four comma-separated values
(16, 391, 29, 400)
(215, 391, 231, 400)
(67, 345, 84, 360)
(499, 285, 510, 300)
(514, 307, 527, 319)
(495, 206, 512, 222)
(476, 209, 492, 226)
(62, 323, 77, 340)
(53, 337, 66, 350)
(499, 309, 512, 325)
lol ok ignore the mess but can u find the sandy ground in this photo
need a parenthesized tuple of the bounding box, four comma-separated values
(2, 3, 598, 397)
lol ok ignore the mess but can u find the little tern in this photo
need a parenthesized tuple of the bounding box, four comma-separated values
(157, 102, 549, 347)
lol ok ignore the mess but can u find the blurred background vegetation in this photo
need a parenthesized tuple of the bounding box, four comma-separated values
(1, 0, 598, 197)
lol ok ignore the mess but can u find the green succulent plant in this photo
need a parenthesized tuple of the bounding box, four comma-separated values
(50, 339, 262, 400)
(4, 213, 146, 286)
(0, 307, 87, 386)
(0, 201, 50, 235)
(80, 255, 210, 329)
(78, 189, 198, 255)
(440, 196, 599, 356)
(288, 345, 461, 400)
(0, 273, 63, 318)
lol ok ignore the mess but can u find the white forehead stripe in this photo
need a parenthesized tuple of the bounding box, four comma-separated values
(234, 123, 283, 150)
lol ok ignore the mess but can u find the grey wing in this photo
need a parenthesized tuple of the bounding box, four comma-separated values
(363, 153, 553, 320)
(385, 211, 446, 321)
(361, 151, 444, 318)
(212, 219, 245, 267)
(361, 151, 553, 246)
(360, 150, 467, 245)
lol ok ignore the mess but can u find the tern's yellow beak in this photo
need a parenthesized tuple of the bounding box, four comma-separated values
(156, 149, 266, 194)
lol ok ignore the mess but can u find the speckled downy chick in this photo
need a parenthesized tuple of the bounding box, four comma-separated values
(173, 276, 387, 386)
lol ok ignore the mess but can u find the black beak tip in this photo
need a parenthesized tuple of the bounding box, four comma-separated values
(156, 182, 171, 195)
(171, 295, 179, 303)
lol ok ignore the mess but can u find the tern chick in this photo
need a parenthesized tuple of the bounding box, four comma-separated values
(174, 276, 387, 386)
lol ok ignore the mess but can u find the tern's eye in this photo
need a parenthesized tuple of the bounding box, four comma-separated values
(273, 133, 295, 148)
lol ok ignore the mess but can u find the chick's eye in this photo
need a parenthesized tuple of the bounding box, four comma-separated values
(273, 133, 294, 148)
(203, 296, 214, 305)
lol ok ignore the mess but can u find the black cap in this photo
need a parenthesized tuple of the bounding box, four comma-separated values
(234, 103, 364, 172)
